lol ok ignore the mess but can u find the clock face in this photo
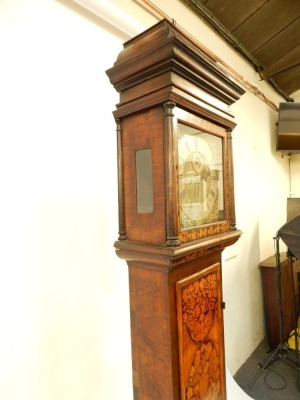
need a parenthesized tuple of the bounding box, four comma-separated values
(178, 123, 224, 230)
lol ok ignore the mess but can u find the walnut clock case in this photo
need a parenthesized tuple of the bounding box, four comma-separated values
(106, 20, 244, 400)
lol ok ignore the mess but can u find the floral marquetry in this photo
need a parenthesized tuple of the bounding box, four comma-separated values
(181, 271, 217, 342)
(187, 340, 221, 400)
(176, 264, 225, 400)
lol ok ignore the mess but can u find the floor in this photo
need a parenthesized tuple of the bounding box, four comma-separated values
(234, 337, 300, 400)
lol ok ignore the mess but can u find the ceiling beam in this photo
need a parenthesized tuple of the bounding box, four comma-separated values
(184, 0, 293, 101)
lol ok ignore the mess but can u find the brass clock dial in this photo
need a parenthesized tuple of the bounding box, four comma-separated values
(178, 123, 224, 229)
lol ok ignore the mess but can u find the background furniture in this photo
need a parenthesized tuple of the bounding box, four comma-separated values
(260, 253, 299, 348)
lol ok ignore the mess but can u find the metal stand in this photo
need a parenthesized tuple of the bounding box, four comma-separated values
(248, 235, 300, 390)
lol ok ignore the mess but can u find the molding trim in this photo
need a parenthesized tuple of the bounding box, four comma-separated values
(72, 0, 147, 38)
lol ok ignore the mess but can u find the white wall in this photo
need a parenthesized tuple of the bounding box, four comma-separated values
(291, 155, 300, 195)
(289, 92, 300, 195)
(0, 0, 294, 399)
(0, 1, 134, 399)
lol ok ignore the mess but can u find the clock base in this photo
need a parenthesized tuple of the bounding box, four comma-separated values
(115, 230, 241, 399)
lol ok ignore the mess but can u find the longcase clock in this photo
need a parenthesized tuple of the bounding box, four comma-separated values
(106, 19, 244, 400)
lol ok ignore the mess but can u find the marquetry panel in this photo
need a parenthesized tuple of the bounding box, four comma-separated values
(176, 263, 225, 400)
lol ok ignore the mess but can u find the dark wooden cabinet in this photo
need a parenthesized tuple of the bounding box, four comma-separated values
(260, 253, 299, 348)
(107, 19, 244, 399)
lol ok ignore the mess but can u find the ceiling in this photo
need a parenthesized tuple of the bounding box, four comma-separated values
(185, 0, 300, 101)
